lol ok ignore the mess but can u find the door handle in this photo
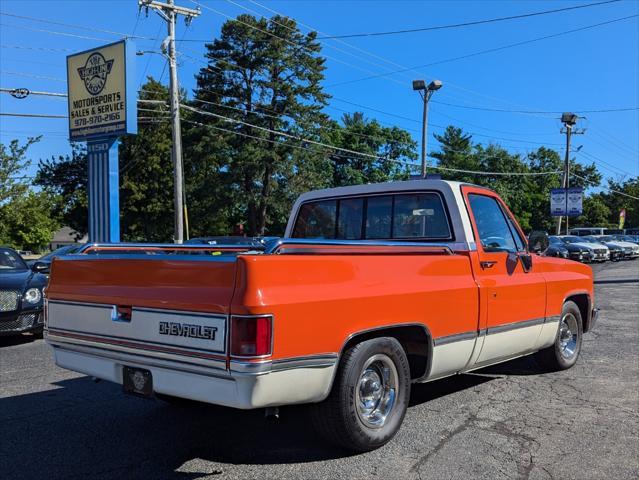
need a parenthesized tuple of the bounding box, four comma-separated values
(480, 261, 497, 269)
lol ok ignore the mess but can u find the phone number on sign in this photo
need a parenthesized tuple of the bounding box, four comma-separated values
(73, 112, 121, 127)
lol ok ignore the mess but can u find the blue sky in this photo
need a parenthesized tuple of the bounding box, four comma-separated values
(1, 0, 638, 186)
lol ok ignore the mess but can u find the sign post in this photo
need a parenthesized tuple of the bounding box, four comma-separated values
(66, 40, 136, 243)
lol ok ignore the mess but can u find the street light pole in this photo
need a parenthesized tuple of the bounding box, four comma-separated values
(413, 79, 442, 178)
(555, 113, 584, 235)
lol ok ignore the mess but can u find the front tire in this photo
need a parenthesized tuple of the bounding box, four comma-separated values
(535, 301, 583, 371)
(310, 337, 411, 452)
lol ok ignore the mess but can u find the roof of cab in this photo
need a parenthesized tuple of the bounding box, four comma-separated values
(294, 179, 477, 203)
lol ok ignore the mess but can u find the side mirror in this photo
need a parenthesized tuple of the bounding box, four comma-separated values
(519, 253, 533, 272)
(528, 231, 549, 254)
(31, 261, 50, 275)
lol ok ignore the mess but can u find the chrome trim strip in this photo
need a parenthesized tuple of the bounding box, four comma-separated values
(48, 338, 228, 374)
(546, 315, 561, 324)
(229, 354, 338, 375)
(47, 329, 227, 362)
(486, 317, 546, 335)
(78, 242, 265, 252)
(433, 331, 477, 346)
(48, 325, 226, 356)
(266, 238, 458, 254)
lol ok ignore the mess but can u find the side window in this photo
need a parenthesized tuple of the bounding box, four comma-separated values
(337, 198, 364, 239)
(364, 196, 392, 239)
(468, 194, 517, 253)
(292, 200, 337, 238)
(504, 212, 526, 251)
(392, 193, 450, 239)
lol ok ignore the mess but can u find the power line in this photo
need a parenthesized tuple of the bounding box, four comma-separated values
(0, 71, 66, 83)
(329, 14, 639, 87)
(0, 22, 112, 42)
(316, 0, 621, 39)
(0, 112, 67, 119)
(0, 44, 73, 53)
(0, 87, 67, 98)
(573, 173, 639, 200)
(432, 99, 639, 115)
(0, 11, 154, 40)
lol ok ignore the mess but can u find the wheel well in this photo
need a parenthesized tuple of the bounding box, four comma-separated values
(565, 294, 592, 332)
(340, 325, 432, 381)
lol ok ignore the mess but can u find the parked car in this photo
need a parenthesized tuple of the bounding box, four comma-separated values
(542, 239, 569, 259)
(613, 234, 639, 245)
(0, 247, 48, 337)
(558, 235, 608, 262)
(548, 235, 592, 262)
(580, 236, 623, 262)
(45, 180, 597, 452)
(593, 235, 639, 259)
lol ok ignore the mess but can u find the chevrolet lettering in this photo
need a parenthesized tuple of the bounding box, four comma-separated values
(45, 180, 598, 452)
(158, 321, 217, 341)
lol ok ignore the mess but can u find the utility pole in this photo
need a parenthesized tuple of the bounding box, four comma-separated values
(555, 113, 585, 235)
(412, 79, 442, 178)
(139, 0, 199, 244)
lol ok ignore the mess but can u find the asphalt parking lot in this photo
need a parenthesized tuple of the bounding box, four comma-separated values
(1, 260, 637, 480)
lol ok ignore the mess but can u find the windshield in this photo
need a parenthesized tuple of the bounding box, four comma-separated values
(561, 236, 583, 244)
(582, 236, 601, 243)
(0, 248, 28, 271)
(598, 236, 614, 241)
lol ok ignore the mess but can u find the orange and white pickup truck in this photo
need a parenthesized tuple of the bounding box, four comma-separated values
(45, 180, 598, 451)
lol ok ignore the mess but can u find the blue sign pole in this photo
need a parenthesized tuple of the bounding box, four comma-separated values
(87, 137, 120, 242)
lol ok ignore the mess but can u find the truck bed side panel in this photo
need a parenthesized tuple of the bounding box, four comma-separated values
(233, 254, 479, 362)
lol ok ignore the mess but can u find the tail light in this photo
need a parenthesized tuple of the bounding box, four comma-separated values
(230, 315, 272, 357)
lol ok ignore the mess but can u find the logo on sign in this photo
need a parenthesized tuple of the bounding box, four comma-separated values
(77, 52, 114, 95)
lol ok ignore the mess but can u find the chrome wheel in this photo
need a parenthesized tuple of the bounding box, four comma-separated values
(559, 312, 579, 359)
(355, 354, 398, 429)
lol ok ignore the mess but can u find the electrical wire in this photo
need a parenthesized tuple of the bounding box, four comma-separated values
(431, 99, 639, 115)
(0, 71, 66, 83)
(0, 22, 112, 42)
(328, 14, 639, 88)
(572, 173, 639, 200)
(0, 12, 155, 39)
(316, 0, 622, 39)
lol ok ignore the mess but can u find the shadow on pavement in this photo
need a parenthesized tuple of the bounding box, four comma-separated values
(0, 333, 38, 348)
(0, 366, 500, 478)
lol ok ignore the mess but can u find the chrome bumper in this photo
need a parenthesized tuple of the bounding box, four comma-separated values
(46, 336, 337, 409)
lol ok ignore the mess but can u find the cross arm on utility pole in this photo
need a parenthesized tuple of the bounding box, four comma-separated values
(139, 0, 201, 19)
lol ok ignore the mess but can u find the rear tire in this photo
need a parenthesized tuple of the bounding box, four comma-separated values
(310, 337, 411, 452)
(535, 301, 583, 371)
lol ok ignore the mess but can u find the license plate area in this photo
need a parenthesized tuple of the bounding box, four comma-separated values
(122, 366, 153, 398)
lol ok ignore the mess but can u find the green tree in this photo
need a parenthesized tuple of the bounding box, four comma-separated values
(2, 191, 60, 252)
(575, 195, 611, 227)
(191, 13, 330, 236)
(322, 112, 415, 187)
(1, 137, 60, 251)
(36, 144, 88, 236)
(118, 78, 175, 241)
(1, 137, 40, 205)
(599, 177, 639, 228)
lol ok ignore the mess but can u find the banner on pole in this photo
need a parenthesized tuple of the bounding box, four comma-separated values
(619, 208, 626, 230)
(550, 187, 583, 217)
(67, 40, 136, 141)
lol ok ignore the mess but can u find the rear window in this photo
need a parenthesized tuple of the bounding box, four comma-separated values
(292, 192, 451, 240)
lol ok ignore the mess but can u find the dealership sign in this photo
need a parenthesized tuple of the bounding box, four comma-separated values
(550, 187, 583, 217)
(67, 40, 136, 141)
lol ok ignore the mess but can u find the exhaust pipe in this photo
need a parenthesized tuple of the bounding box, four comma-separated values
(264, 407, 279, 419)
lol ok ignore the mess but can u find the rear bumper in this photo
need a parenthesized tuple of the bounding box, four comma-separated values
(47, 336, 336, 409)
